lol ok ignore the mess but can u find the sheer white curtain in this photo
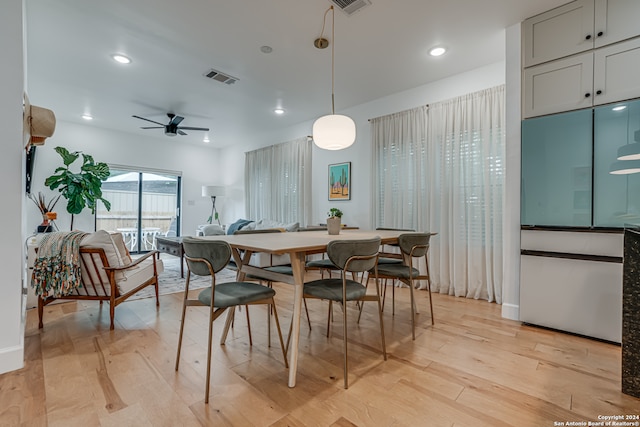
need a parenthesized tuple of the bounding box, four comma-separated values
(245, 137, 313, 225)
(371, 85, 505, 303)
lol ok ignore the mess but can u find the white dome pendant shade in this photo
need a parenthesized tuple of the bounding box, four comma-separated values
(312, 6, 356, 151)
(312, 114, 356, 150)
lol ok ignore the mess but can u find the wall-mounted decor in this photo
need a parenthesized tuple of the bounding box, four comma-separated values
(328, 162, 351, 200)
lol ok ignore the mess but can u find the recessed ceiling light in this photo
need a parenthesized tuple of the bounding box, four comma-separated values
(429, 47, 446, 57)
(82, 114, 93, 120)
(274, 108, 285, 115)
(260, 45, 273, 54)
(612, 105, 627, 111)
(111, 54, 131, 64)
(203, 136, 210, 143)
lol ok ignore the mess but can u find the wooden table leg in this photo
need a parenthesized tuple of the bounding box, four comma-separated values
(288, 252, 306, 388)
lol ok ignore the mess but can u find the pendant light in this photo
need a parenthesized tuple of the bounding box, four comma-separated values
(616, 130, 640, 161)
(312, 6, 356, 150)
(610, 103, 640, 174)
(610, 159, 640, 175)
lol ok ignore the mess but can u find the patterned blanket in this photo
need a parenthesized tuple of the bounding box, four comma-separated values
(31, 231, 88, 297)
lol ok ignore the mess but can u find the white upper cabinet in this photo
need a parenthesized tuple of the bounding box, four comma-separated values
(524, 0, 640, 67)
(593, 37, 640, 106)
(524, 52, 594, 118)
(523, 0, 640, 117)
(524, 0, 594, 67)
(524, 37, 640, 118)
(594, 0, 640, 48)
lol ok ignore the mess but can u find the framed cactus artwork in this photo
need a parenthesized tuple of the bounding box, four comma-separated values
(328, 162, 351, 201)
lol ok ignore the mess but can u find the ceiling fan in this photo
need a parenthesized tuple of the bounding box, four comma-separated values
(132, 113, 209, 137)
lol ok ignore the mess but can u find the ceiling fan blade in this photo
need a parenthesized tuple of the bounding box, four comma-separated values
(178, 130, 187, 136)
(171, 115, 185, 126)
(178, 126, 210, 131)
(132, 115, 166, 126)
(140, 126, 164, 129)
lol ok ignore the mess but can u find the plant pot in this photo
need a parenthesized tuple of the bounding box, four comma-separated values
(327, 217, 341, 235)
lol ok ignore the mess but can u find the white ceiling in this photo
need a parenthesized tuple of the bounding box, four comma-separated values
(25, 0, 569, 148)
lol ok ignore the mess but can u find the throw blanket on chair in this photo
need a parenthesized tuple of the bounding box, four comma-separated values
(31, 231, 88, 297)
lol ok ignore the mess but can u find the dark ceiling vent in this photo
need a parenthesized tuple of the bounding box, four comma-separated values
(204, 68, 238, 85)
(330, 0, 371, 15)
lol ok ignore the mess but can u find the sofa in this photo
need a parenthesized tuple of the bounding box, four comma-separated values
(224, 218, 300, 267)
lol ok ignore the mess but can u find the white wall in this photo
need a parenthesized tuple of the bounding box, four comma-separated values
(28, 122, 223, 236)
(222, 61, 506, 229)
(503, 23, 522, 321)
(0, 0, 26, 374)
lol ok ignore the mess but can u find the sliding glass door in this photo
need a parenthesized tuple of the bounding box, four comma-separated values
(96, 168, 181, 253)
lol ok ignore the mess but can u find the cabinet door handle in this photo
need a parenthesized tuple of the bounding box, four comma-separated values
(596, 90, 602, 95)
(585, 34, 592, 40)
(585, 93, 591, 98)
(597, 31, 604, 37)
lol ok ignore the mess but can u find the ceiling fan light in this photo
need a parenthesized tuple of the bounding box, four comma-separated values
(312, 114, 356, 150)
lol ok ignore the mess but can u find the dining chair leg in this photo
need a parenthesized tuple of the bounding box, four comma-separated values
(357, 273, 373, 323)
(375, 287, 387, 361)
(220, 306, 235, 345)
(342, 297, 350, 388)
(326, 300, 333, 337)
(303, 298, 312, 330)
(270, 298, 289, 368)
(245, 306, 253, 346)
(381, 278, 387, 312)
(285, 298, 313, 354)
(426, 257, 435, 325)
(267, 304, 272, 347)
(175, 274, 191, 371)
(408, 278, 416, 340)
(392, 283, 396, 315)
(205, 301, 216, 403)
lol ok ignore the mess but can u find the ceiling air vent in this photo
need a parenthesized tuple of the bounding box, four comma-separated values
(330, 0, 371, 15)
(204, 68, 239, 85)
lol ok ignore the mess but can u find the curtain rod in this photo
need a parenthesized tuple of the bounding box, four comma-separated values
(367, 104, 429, 122)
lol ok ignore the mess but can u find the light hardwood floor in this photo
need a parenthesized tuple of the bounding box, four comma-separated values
(1, 276, 638, 426)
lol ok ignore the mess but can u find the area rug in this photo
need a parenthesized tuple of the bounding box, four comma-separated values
(131, 257, 237, 300)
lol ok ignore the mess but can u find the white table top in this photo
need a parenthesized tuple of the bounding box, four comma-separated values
(199, 229, 409, 255)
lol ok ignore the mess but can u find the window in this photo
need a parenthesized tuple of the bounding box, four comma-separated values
(96, 167, 181, 253)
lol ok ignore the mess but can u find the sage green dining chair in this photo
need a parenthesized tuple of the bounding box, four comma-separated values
(174, 237, 288, 404)
(374, 227, 415, 311)
(374, 233, 434, 340)
(302, 237, 387, 389)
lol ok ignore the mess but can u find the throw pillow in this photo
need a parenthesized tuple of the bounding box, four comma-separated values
(110, 232, 132, 265)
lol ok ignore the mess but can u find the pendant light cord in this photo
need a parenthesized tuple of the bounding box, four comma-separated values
(331, 5, 335, 115)
(319, 6, 336, 115)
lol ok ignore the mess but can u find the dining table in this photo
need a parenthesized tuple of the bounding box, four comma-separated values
(200, 228, 407, 387)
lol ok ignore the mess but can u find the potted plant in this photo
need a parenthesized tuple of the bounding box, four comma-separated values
(44, 146, 111, 230)
(28, 191, 61, 232)
(327, 207, 343, 235)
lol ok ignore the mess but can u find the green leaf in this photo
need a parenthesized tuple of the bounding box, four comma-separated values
(55, 146, 80, 166)
(45, 147, 111, 224)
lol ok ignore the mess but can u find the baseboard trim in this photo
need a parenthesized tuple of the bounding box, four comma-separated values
(0, 344, 24, 375)
(501, 303, 519, 321)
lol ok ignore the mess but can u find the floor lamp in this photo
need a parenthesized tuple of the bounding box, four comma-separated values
(202, 185, 226, 225)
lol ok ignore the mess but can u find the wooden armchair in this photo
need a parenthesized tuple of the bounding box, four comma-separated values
(37, 230, 163, 330)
